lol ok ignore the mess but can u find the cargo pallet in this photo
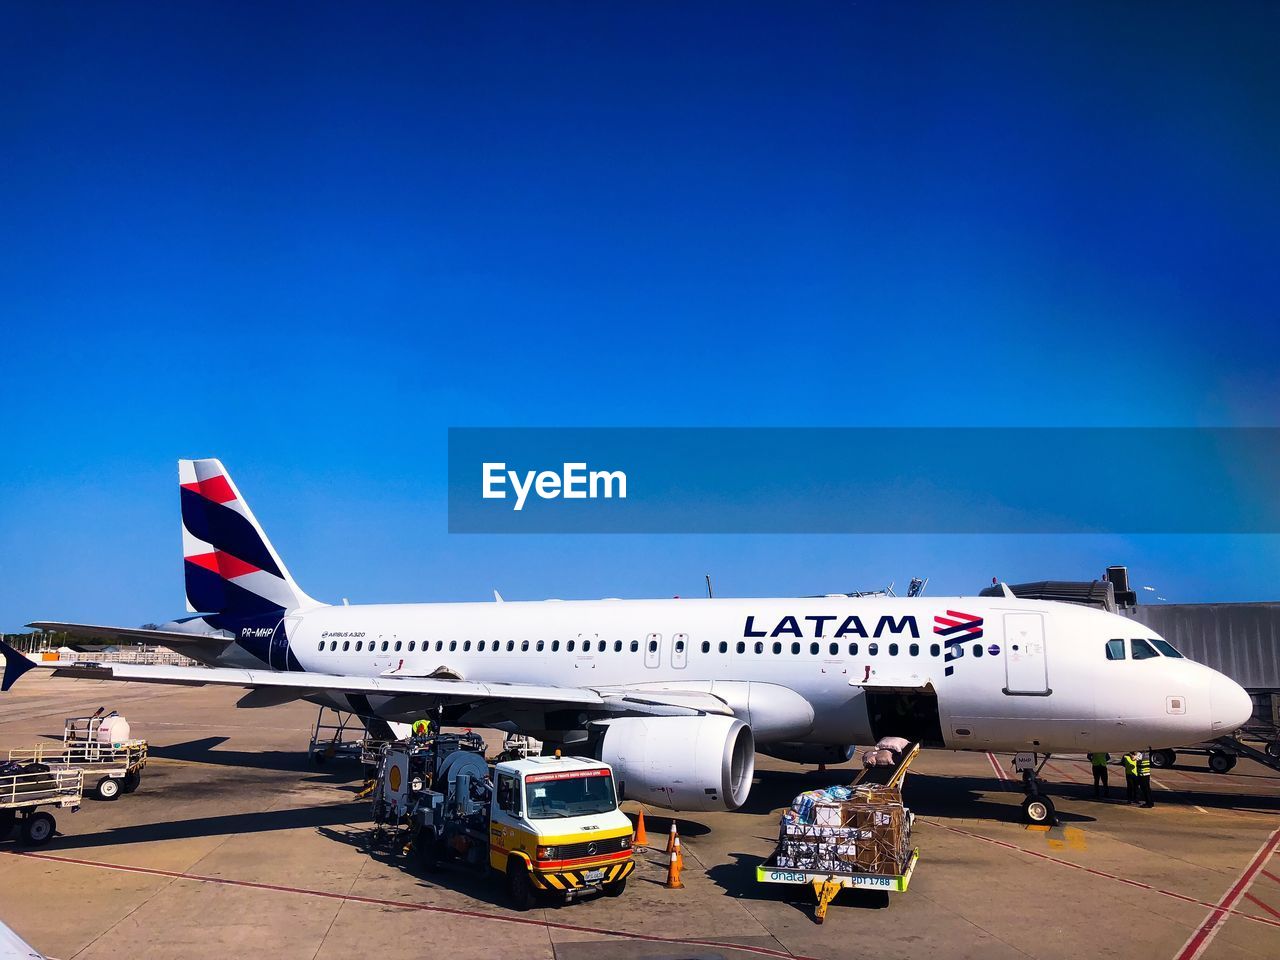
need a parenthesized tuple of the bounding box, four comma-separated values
(0, 766, 83, 846)
(757, 741, 921, 921)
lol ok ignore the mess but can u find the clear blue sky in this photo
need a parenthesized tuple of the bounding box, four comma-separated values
(2, 3, 1278, 631)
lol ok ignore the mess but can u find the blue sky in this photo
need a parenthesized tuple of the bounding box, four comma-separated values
(2, 3, 1278, 631)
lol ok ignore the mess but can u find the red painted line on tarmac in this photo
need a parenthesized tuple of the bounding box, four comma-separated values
(985, 751, 1010, 787)
(1261, 869, 1280, 885)
(1172, 828, 1280, 960)
(1044, 761, 1088, 785)
(925, 820, 1280, 933)
(1244, 893, 1280, 920)
(3, 849, 817, 960)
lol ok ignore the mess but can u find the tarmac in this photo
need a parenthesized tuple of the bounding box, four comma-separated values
(2, 674, 1279, 960)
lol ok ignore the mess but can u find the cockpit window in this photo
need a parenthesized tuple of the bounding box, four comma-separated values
(1105, 639, 1125, 661)
(1149, 638, 1184, 659)
(1131, 637, 1160, 660)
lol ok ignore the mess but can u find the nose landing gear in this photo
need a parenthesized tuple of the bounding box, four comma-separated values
(1014, 753, 1057, 826)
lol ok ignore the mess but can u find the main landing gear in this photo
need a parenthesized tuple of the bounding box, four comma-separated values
(1016, 753, 1057, 826)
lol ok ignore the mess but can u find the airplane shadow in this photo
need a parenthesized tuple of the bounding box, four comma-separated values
(7, 800, 370, 851)
(148, 737, 364, 786)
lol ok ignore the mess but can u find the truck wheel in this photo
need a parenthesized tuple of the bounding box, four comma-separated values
(1151, 749, 1176, 769)
(0, 809, 15, 839)
(1208, 752, 1234, 774)
(122, 770, 142, 794)
(21, 812, 56, 846)
(96, 776, 122, 801)
(506, 860, 537, 911)
(1021, 796, 1056, 825)
(603, 877, 628, 897)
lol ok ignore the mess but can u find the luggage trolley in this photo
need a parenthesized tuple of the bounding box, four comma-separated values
(0, 764, 83, 846)
(757, 742, 922, 922)
(8, 715, 148, 802)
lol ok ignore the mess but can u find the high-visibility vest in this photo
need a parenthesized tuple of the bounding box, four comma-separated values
(1089, 752, 1108, 767)
(1137, 756, 1151, 776)
(1122, 754, 1138, 776)
(412, 719, 431, 736)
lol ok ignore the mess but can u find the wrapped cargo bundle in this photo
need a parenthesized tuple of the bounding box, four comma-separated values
(778, 782, 912, 875)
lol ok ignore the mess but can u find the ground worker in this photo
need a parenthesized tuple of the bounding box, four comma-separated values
(1089, 751, 1110, 800)
(1122, 750, 1139, 804)
(412, 718, 432, 738)
(1136, 750, 1154, 808)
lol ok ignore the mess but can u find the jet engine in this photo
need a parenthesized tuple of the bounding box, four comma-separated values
(757, 742, 857, 766)
(591, 714, 755, 811)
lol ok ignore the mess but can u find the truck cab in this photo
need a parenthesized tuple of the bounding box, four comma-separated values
(489, 755, 635, 907)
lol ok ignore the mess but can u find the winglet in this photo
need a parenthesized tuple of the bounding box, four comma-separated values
(0, 638, 37, 692)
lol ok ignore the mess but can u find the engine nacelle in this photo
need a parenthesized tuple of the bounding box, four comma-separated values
(757, 742, 856, 766)
(592, 715, 755, 812)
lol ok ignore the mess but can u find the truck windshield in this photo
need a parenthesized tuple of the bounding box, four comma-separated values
(524, 771, 616, 819)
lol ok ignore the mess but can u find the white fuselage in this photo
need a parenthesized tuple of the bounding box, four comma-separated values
(240, 594, 1251, 753)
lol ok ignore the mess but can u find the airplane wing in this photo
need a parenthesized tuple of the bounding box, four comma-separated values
(1, 639, 733, 719)
(26, 621, 231, 647)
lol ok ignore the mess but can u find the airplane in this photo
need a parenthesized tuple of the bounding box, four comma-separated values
(1, 458, 1254, 825)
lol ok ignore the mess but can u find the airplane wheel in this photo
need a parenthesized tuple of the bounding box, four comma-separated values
(1151, 749, 1176, 769)
(1208, 752, 1235, 774)
(20, 812, 56, 846)
(95, 776, 122, 801)
(1022, 796, 1056, 825)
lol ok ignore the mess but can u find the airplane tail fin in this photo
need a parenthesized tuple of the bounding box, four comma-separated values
(180, 459, 322, 624)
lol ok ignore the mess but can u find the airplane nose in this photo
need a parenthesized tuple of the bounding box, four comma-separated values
(1210, 673, 1253, 734)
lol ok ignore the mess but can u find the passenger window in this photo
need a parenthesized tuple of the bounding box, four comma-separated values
(395, 641, 402, 652)
(521, 640, 529, 652)
(317, 641, 324, 651)
(552, 640, 561, 652)
(614, 640, 622, 652)
(449, 641, 457, 652)
(408, 641, 415, 652)
(929, 643, 939, 657)
(331, 641, 337, 651)
(435, 640, 443, 652)
(507, 640, 515, 651)
(972, 644, 982, 658)
(772, 642, 782, 654)
(1150, 638, 1184, 659)
(463, 640, 471, 652)
(753, 641, 763, 654)
(675, 639, 685, 653)
(701, 641, 710, 653)
(868, 643, 879, 656)
(829, 642, 839, 656)
(1131, 638, 1159, 660)
(1106, 639, 1125, 660)
(719, 641, 728, 654)
(848, 642, 859, 656)
(790, 642, 801, 655)
(567, 640, 576, 652)
(909, 643, 919, 656)
(537, 640, 545, 652)
(382, 640, 390, 652)
(648, 639, 657, 652)
(889, 643, 899, 656)
(342, 641, 350, 651)
(478, 640, 486, 651)
(810, 642, 820, 655)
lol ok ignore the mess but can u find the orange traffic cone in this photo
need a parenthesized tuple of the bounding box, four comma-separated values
(634, 808, 648, 848)
(666, 820, 678, 853)
(664, 835, 684, 889)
